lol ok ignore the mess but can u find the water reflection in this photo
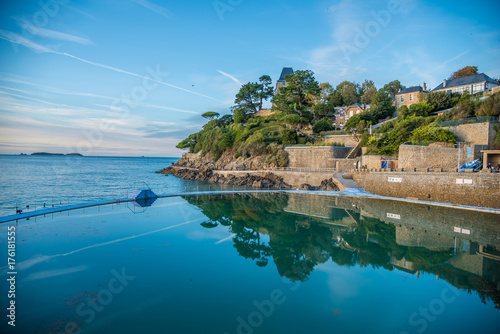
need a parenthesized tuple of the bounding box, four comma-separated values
(182, 192, 500, 309)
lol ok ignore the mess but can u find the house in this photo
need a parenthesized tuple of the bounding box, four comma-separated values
(274, 67, 294, 95)
(395, 83, 427, 109)
(431, 73, 499, 95)
(334, 103, 369, 129)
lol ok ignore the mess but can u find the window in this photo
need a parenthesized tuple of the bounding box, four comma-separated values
(400, 96, 404, 102)
(410, 94, 413, 101)
(473, 83, 484, 93)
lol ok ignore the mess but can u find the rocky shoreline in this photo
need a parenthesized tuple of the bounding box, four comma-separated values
(156, 165, 340, 191)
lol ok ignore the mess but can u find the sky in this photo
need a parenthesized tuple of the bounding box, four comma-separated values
(0, 0, 499, 157)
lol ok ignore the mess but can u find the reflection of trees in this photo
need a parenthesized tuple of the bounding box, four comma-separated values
(183, 193, 500, 306)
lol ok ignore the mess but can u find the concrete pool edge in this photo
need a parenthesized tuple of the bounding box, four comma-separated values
(1, 188, 499, 224)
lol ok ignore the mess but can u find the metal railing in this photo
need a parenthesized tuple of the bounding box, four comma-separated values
(435, 116, 499, 127)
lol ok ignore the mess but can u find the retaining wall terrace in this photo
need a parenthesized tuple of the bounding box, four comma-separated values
(353, 171, 500, 209)
(285, 146, 359, 171)
(444, 122, 496, 148)
(321, 135, 358, 147)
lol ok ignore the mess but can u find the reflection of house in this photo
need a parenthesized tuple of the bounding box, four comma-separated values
(432, 73, 499, 95)
(390, 256, 416, 273)
(335, 103, 369, 128)
(275, 67, 294, 95)
(395, 83, 427, 109)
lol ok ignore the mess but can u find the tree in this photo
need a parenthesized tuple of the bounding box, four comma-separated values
(360, 79, 376, 96)
(257, 75, 274, 110)
(328, 90, 344, 106)
(235, 82, 261, 113)
(449, 66, 478, 80)
(312, 83, 336, 120)
(232, 107, 247, 124)
(409, 102, 433, 117)
(382, 80, 405, 98)
(312, 118, 333, 133)
(272, 70, 320, 114)
(336, 81, 360, 106)
(369, 90, 396, 120)
(426, 91, 458, 111)
(201, 111, 220, 120)
(361, 87, 377, 104)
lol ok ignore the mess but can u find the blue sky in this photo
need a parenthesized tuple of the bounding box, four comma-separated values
(0, 0, 499, 157)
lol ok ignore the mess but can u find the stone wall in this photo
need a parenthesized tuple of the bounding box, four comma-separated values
(321, 135, 358, 147)
(214, 170, 345, 189)
(444, 122, 496, 148)
(352, 171, 500, 209)
(362, 154, 398, 169)
(398, 144, 487, 170)
(285, 146, 353, 169)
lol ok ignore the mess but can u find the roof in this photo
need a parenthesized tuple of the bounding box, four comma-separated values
(278, 67, 294, 81)
(347, 103, 368, 110)
(396, 86, 423, 95)
(432, 73, 499, 91)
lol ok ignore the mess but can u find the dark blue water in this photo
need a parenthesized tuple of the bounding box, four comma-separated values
(0, 155, 203, 216)
(0, 193, 499, 334)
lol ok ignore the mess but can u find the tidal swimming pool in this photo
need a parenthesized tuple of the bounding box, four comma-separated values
(1, 193, 499, 334)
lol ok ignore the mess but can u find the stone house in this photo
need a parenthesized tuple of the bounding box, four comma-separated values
(274, 67, 294, 95)
(431, 73, 499, 95)
(395, 83, 427, 109)
(334, 103, 369, 129)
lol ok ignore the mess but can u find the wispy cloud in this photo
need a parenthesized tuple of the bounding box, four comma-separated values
(217, 70, 242, 86)
(0, 30, 222, 102)
(15, 20, 93, 45)
(131, 0, 173, 19)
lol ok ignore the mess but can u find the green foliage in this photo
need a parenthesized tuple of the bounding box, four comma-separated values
(264, 143, 289, 167)
(281, 114, 308, 125)
(426, 91, 460, 111)
(219, 132, 234, 148)
(476, 92, 500, 116)
(272, 70, 320, 114)
(176, 133, 197, 151)
(281, 129, 297, 145)
(410, 124, 457, 146)
(369, 90, 396, 120)
(408, 101, 433, 117)
(312, 118, 333, 133)
(201, 111, 220, 120)
(297, 136, 307, 145)
(370, 116, 428, 154)
(233, 108, 247, 123)
(382, 80, 405, 97)
(235, 82, 261, 113)
(336, 81, 361, 105)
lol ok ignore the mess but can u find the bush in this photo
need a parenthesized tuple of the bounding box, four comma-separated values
(297, 136, 307, 145)
(281, 129, 297, 145)
(410, 124, 457, 146)
(265, 143, 289, 167)
(313, 118, 333, 133)
(409, 101, 433, 117)
(281, 113, 308, 125)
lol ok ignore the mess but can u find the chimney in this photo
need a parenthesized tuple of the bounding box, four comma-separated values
(362, 103, 365, 109)
(443, 79, 446, 88)
(423, 82, 426, 91)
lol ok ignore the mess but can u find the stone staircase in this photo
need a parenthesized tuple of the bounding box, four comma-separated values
(345, 141, 362, 159)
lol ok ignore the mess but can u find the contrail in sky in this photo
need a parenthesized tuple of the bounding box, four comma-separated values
(0, 30, 223, 102)
(217, 70, 242, 86)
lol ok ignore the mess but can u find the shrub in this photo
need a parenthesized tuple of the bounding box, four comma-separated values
(313, 118, 333, 133)
(265, 143, 289, 167)
(410, 124, 457, 146)
(281, 129, 297, 145)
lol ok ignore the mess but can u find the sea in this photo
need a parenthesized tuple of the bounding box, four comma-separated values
(1, 155, 499, 333)
(0, 155, 197, 217)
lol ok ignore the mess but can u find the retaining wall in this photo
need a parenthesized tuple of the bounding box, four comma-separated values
(352, 171, 500, 209)
(285, 146, 358, 170)
(215, 170, 344, 189)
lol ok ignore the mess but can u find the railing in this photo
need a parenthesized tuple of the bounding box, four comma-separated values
(355, 167, 499, 173)
(435, 116, 499, 127)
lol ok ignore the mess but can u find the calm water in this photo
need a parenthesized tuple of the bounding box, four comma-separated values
(0, 155, 212, 216)
(1, 193, 499, 334)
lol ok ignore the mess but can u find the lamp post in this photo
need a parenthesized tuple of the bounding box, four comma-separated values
(457, 142, 463, 171)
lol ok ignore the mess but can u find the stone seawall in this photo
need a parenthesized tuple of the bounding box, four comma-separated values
(285, 146, 358, 170)
(215, 170, 345, 190)
(353, 171, 500, 209)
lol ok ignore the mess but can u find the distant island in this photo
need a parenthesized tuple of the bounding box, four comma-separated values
(30, 152, 83, 156)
